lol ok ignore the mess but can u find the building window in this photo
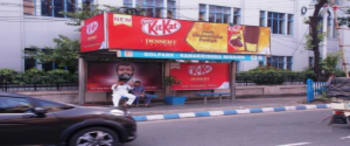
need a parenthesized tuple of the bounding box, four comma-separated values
(136, 0, 164, 18)
(268, 12, 287, 34)
(309, 57, 314, 69)
(167, 0, 176, 19)
(287, 56, 293, 70)
(209, 5, 229, 23)
(199, 4, 207, 21)
(287, 14, 294, 35)
(267, 56, 285, 70)
(209, 5, 231, 23)
(233, 8, 241, 25)
(41, 0, 76, 18)
(24, 48, 37, 71)
(83, 0, 94, 10)
(123, 0, 132, 7)
(24, 48, 58, 71)
(199, 4, 240, 24)
(23, 0, 36, 15)
(259, 11, 266, 26)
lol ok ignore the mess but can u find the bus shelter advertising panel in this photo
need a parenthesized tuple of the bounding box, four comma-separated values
(170, 63, 229, 90)
(87, 62, 162, 92)
(107, 14, 271, 55)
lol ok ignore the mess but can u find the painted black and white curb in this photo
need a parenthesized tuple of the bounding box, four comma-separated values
(132, 104, 330, 122)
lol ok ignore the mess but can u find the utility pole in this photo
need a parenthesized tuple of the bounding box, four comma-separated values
(333, 5, 349, 78)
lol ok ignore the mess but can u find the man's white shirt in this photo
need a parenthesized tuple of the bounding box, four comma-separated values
(112, 84, 132, 94)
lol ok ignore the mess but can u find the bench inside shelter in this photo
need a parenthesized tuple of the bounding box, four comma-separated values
(196, 91, 232, 104)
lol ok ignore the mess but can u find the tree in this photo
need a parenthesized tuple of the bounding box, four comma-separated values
(31, 35, 80, 73)
(321, 53, 340, 75)
(305, 0, 329, 80)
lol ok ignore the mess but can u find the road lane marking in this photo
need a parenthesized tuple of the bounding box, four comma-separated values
(340, 135, 350, 140)
(277, 142, 311, 146)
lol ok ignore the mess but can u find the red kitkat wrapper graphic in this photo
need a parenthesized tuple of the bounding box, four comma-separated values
(170, 63, 229, 90)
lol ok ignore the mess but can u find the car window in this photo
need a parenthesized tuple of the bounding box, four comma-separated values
(0, 97, 33, 113)
(36, 99, 73, 113)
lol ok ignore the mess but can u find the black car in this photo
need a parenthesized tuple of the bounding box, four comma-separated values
(0, 92, 137, 146)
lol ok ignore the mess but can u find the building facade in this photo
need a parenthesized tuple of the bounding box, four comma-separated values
(0, 0, 349, 72)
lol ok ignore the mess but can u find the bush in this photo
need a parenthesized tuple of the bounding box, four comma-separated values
(0, 69, 18, 83)
(236, 67, 319, 85)
(236, 72, 252, 83)
(334, 69, 346, 77)
(301, 70, 317, 82)
(248, 67, 284, 85)
(21, 68, 47, 84)
(47, 69, 71, 84)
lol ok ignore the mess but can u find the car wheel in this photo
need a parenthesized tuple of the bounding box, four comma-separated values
(69, 127, 120, 146)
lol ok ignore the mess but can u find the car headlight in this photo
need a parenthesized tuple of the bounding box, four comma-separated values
(110, 109, 125, 116)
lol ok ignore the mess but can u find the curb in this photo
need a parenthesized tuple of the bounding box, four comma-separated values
(132, 104, 330, 122)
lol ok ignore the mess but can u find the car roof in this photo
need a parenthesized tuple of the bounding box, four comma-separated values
(0, 92, 29, 98)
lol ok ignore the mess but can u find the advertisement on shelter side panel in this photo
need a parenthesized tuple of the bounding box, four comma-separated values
(81, 14, 106, 52)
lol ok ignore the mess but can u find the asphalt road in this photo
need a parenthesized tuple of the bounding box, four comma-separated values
(125, 110, 350, 146)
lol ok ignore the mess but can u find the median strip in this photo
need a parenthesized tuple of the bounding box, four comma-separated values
(132, 104, 330, 122)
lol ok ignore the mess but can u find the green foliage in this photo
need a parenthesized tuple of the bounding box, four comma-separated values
(164, 76, 181, 86)
(236, 67, 318, 85)
(0, 68, 78, 85)
(0, 69, 18, 83)
(321, 53, 340, 75)
(32, 35, 80, 73)
(334, 69, 346, 77)
(63, 4, 102, 26)
(21, 68, 47, 84)
(248, 67, 285, 85)
(46, 69, 71, 84)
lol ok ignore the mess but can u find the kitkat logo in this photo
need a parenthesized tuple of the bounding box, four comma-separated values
(188, 65, 213, 76)
(86, 21, 99, 35)
(141, 19, 181, 36)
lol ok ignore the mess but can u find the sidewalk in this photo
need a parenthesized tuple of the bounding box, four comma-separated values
(127, 96, 310, 116)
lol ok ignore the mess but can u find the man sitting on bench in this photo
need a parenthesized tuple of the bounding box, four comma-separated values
(132, 81, 152, 107)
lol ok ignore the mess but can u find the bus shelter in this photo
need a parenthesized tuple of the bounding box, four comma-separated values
(78, 13, 271, 104)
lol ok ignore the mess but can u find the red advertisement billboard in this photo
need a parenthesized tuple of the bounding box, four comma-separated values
(107, 13, 270, 55)
(81, 14, 106, 52)
(87, 62, 162, 92)
(170, 63, 229, 90)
